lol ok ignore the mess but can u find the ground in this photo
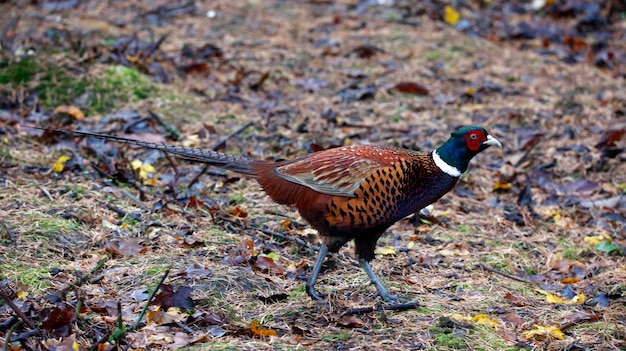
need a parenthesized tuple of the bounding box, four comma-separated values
(0, 1, 625, 350)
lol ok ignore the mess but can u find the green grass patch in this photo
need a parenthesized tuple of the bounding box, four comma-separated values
(0, 57, 157, 116)
(0, 263, 53, 290)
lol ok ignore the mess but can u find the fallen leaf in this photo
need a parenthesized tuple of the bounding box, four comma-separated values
(375, 246, 396, 256)
(105, 238, 146, 256)
(444, 5, 461, 25)
(337, 315, 365, 328)
(231, 205, 248, 218)
(393, 82, 429, 95)
(544, 292, 585, 305)
(493, 180, 513, 192)
(521, 325, 565, 340)
(54, 105, 85, 120)
(594, 241, 622, 255)
(254, 255, 286, 275)
(130, 159, 157, 182)
(250, 320, 276, 337)
(52, 155, 71, 172)
(472, 314, 500, 328)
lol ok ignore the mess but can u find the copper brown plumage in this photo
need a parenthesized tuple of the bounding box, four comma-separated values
(34, 125, 502, 302)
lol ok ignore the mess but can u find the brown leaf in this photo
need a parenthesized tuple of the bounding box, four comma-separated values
(184, 263, 212, 279)
(500, 312, 525, 327)
(176, 235, 206, 248)
(552, 259, 585, 274)
(337, 315, 365, 328)
(231, 205, 248, 218)
(504, 292, 527, 307)
(595, 129, 625, 149)
(153, 284, 194, 309)
(54, 105, 85, 120)
(41, 304, 75, 337)
(105, 238, 146, 257)
(350, 44, 384, 58)
(250, 320, 277, 337)
(559, 310, 600, 329)
(253, 255, 286, 275)
(393, 82, 429, 95)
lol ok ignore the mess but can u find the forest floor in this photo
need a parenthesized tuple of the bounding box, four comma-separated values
(0, 1, 625, 350)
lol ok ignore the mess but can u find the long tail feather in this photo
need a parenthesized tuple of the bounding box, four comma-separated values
(30, 127, 257, 175)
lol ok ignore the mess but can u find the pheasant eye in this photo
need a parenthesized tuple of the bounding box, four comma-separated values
(465, 132, 482, 151)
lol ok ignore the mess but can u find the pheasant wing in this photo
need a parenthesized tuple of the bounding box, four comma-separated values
(275, 146, 400, 197)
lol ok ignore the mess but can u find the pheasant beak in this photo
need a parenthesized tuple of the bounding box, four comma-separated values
(483, 135, 502, 148)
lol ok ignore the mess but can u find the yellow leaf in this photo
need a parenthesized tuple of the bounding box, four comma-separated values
(449, 313, 472, 322)
(543, 292, 585, 305)
(444, 5, 460, 25)
(73, 341, 80, 351)
(17, 290, 29, 299)
(52, 155, 71, 172)
(375, 246, 396, 256)
(472, 314, 500, 328)
(522, 325, 565, 340)
(54, 105, 85, 120)
(492, 180, 513, 192)
(584, 233, 611, 246)
(130, 159, 156, 181)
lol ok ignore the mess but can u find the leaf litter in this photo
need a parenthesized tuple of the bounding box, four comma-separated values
(0, 0, 625, 350)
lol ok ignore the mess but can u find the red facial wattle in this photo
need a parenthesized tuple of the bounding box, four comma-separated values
(465, 131, 486, 151)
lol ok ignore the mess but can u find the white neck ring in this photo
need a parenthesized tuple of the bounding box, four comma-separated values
(432, 150, 462, 177)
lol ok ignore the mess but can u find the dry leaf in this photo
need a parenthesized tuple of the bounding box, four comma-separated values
(250, 320, 276, 337)
(375, 245, 396, 256)
(54, 105, 85, 120)
(521, 325, 565, 340)
(444, 5, 460, 25)
(52, 155, 71, 172)
(472, 314, 500, 328)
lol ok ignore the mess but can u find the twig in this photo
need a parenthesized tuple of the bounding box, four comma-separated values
(188, 121, 255, 189)
(148, 111, 180, 140)
(475, 263, 530, 284)
(62, 259, 107, 294)
(341, 301, 420, 315)
(132, 268, 170, 331)
(216, 215, 319, 251)
(39, 186, 54, 201)
(0, 288, 38, 332)
(119, 188, 148, 210)
(2, 222, 15, 245)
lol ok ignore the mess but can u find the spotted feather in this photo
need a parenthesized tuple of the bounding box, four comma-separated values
(275, 145, 404, 197)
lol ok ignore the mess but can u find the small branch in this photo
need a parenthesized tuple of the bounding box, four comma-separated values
(341, 301, 420, 315)
(132, 268, 170, 331)
(2, 222, 15, 245)
(475, 263, 530, 284)
(62, 259, 107, 294)
(216, 215, 319, 251)
(39, 186, 54, 201)
(148, 111, 180, 141)
(0, 289, 38, 332)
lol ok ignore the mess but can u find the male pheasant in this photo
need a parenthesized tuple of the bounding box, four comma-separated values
(36, 125, 501, 302)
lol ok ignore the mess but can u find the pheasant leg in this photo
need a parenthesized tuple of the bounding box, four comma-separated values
(359, 258, 409, 303)
(306, 244, 329, 301)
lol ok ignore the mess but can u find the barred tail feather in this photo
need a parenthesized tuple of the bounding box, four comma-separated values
(37, 128, 257, 175)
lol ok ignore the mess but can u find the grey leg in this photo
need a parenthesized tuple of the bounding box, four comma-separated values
(359, 258, 408, 303)
(306, 244, 329, 301)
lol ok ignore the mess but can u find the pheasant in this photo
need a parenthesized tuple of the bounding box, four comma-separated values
(34, 125, 501, 302)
